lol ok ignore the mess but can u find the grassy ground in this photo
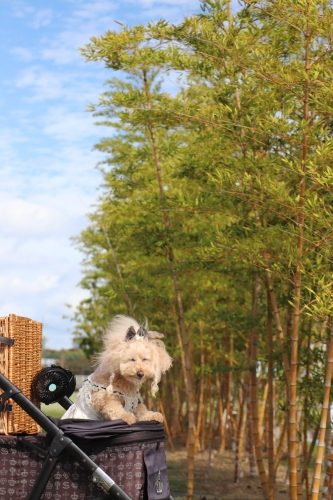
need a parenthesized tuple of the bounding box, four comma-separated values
(166, 448, 290, 500)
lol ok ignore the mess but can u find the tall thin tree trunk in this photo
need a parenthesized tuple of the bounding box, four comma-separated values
(225, 334, 234, 449)
(311, 324, 333, 500)
(289, 7, 310, 499)
(304, 330, 311, 500)
(245, 373, 256, 476)
(234, 385, 246, 483)
(250, 276, 269, 498)
(216, 373, 226, 452)
(265, 264, 291, 390)
(142, 70, 195, 500)
(229, 334, 236, 449)
(267, 294, 275, 500)
(171, 382, 186, 445)
(201, 376, 211, 451)
(274, 415, 287, 476)
(259, 381, 269, 442)
(239, 399, 248, 461)
(195, 380, 204, 451)
(321, 434, 333, 500)
(159, 398, 175, 452)
(302, 423, 320, 483)
(195, 335, 205, 452)
(206, 378, 216, 475)
(173, 305, 187, 390)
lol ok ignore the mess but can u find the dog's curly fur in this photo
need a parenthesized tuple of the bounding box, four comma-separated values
(66, 315, 172, 425)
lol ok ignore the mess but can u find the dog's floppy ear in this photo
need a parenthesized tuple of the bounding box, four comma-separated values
(150, 342, 173, 397)
(148, 330, 164, 340)
(125, 326, 137, 341)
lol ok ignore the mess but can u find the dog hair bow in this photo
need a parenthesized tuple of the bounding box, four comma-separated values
(125, 325, 148, 341)
(125, 325, 165, 342)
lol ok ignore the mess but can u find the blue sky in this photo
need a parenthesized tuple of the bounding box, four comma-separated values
(0, 0, 201, 350)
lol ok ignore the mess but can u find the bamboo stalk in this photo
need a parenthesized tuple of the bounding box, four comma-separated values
(250, 277, 269, 498)
(207, 375, 215, 445)
(311, 325, 333, 500)
(245, 374, 256, 476)
(290, 7, 310, 498)
(302, 423, 320, 483)
(173, 306, 188, 392)
(259, 381, 269, 442)
(143, 70, 195, 500)
(274, 415, 287, 476)
(239, 398, 248, 464)
(160, 399, 175, 452)
(225, 335, 234, 450)
(321, 439, 333, 499)
(234, 385, 245, 483)
(267, 296, 275, 500)
(201, 375, 211, 450)
(229, 333, 235, 448)
(195, 340, 205, 453)
(206, 377, 216, 476)
(216, 373, 226, 452)
(304, 329, 311, 500)
(265, 264, 291, 390)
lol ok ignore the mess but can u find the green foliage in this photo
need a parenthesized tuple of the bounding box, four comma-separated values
(71, 0, 333, 437)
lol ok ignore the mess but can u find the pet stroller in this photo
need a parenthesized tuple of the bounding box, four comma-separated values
(0, 365, 172, 500)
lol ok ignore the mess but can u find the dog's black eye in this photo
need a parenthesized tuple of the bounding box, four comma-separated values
(142, 358, 149, 362)
(130, 358, 136, 362)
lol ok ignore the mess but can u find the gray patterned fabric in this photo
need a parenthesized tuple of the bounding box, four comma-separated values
(0, 433, 167, 500)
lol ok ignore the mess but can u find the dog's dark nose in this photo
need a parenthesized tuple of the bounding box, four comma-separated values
(137, 371, 144, 379)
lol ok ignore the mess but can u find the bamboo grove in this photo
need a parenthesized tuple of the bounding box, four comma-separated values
(71, 1, 333, 499)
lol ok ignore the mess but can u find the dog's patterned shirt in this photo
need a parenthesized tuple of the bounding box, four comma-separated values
(61, 376, 106, 420)
(61, 376, 141, 420)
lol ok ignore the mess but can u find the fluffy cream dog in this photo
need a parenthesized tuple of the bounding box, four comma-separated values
(62, 315, 172, 425)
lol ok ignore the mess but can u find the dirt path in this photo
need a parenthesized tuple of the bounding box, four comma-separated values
(166, 449, 289, 500)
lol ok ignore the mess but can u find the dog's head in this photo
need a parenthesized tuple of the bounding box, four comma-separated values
(98, 315, 172, 396)
(118, 340, 156, 386)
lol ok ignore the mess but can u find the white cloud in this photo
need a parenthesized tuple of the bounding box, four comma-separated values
(13, 66, 70, 100)
(0, 234, 89, 349)
(29, 8, 53, 29)
(10, 64, 105, 106)
(38, 3, 117, 65)
(11, 1, 34, 18)
(126, 0, 194, 6)
(42, 107, 100, 141)
(10, 2, 53, 28)
(124, 0, 198, 16)
(10, 47, 33, 62)
(0, 274, 59, 294)
(0, 199, 72, 237)
(73, 1, 116, 19)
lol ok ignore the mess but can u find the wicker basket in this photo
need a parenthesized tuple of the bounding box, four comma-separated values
(0, 314, 42, 434)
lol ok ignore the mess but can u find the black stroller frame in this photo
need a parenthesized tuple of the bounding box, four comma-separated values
(0, 372, 135, 500)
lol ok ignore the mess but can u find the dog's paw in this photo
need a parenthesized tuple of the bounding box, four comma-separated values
(121, 413, 136, 426)
(141, 411, 164, 424)
(151, 412, 164, 423)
